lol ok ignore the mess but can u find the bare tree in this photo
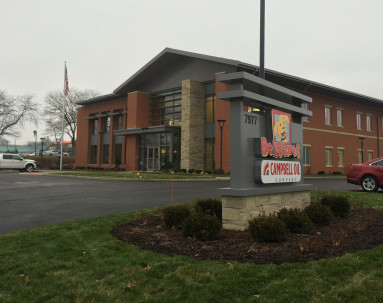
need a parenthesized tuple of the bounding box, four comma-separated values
(43, 88, 100, 149)
(0, 90, 38, 140)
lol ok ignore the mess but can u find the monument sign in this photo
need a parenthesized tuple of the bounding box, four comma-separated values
(217, 71, 312, 230)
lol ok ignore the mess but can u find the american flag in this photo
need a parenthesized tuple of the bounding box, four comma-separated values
(64, 63, 69, 96)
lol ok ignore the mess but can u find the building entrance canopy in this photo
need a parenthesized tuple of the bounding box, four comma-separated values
(114, 126, 181, 171)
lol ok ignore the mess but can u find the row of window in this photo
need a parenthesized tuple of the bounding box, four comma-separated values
(324, 106, 373, 131)
(303, 146, 374, 167)
(151, 88, 182, 126)
(88, 110, 124, 165)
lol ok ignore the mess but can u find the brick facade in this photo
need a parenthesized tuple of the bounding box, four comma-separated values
(75, 49, 383, 174)
(301, 91, 383, 174)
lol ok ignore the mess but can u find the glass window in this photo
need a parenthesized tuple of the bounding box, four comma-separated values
(372, 159, 383, 166)
(114, 143, 122, 166)
(89, 117, 98, 135)
(325, 147, 332, 167)
(303, 146, 310, 166)
(367, 115, 372, 131)
(151, 88, 182, 127)
(205, 96, 215, 123)
(113, 110, 124, 130)
(337, 108, 343, 127)
(357, 150, 363, 164)
(338, 148, 344, 167)
(102, 143, 109, 164)
(357, 113, 362, 130)
(90, 145, 97, 164)
(368, 151, 373, 161)
(101, 112, 111, 133)
(302, 103, 310, 122)
(325, 106, 332, 125)
(205, 139, 215, 171)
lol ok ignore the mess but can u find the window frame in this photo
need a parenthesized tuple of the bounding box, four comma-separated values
(303, 145, 311, 166)
(337, 147, 344, 167)
(325, 146, 333, 167)
(356, 112, 362, 130)
(366, 114, 372, 132)
(337, 108, 343, 127)
(325, 106, 332, 126)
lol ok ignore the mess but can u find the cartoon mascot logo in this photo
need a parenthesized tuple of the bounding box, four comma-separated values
(272, 109, 291, 143)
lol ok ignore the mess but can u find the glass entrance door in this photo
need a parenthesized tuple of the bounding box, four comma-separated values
(146, 146, 159, 171)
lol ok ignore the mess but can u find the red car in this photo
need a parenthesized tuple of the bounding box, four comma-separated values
(347, 158, 383, 192)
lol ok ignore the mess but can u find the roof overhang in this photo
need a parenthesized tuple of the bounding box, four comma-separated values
(78, 47, 383, 108)
(114, 125, 180, 136)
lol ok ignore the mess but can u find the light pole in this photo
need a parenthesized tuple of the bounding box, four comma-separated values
(33, 130, 37, 155)
(217, 119, 226, 171)
(359, 137, 365, 163)
(40, 137, 45, 169)
(142, 127, 148, 172)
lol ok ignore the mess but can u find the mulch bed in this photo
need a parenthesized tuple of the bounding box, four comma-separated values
(110, 207, 383, 264)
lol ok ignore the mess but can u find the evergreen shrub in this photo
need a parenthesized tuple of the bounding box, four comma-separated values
(182, 212, 222, 241)
(277, 208, 314, 234)
(194, 198, 222, 221)
(320, 194, 351, 218)
(304, 203, 333, 226)
(248, 214, 287, 243)
(163, 204, 191, 229)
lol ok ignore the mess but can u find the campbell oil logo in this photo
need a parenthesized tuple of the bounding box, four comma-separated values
(263, 161, 270, 176)
(272, 109, 291, 143)
(256, 160, 302, 184)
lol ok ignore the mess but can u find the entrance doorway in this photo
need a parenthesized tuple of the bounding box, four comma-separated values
(146, 146, 159, 171)
(138, 129, 181, 172)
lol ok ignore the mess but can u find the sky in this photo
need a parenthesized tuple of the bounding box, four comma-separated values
(1, 0, 383, 145)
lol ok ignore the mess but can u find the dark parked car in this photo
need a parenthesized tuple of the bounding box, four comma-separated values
(347, 158, 383, 192)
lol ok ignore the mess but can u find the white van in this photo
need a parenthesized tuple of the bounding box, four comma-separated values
(0, 153, 37, 172)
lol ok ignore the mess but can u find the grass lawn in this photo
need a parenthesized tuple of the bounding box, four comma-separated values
(1, 190, 383, 302)
(50, 170, 219, 180)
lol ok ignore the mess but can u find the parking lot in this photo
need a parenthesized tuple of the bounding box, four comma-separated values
(0, 171, 361, 234)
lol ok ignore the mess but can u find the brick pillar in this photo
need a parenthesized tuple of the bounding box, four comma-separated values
(180, 80, 205, 171)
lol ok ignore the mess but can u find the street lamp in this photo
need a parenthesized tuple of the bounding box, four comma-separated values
(40, 137, 45, 169)
(142, 127, 148, 172)
(217, 119, 226, 171)
(33, 130, 37, 155)
(359, 137, 365, 163)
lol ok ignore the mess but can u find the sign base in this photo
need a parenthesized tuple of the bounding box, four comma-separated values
(222, 191, 311, 231)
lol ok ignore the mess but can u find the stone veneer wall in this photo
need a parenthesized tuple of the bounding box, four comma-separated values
(180, 80, 205, 171)
(222, 191, 311, 231)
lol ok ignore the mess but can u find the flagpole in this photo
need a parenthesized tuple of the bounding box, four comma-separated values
(60, 62, 68, 170)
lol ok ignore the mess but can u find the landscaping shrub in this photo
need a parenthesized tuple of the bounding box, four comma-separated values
(317, 171, 325, 175)
(320, 194, 351, 218)
(195, 169, 203, 174)
(182, 212, 222, 241)
(248, 213, 287, 243)
(304, 203, 333, 226)
(163, 204, 191, 229)
(213, 168, 224, 175)
(188, 169, 195, 174)
(277, 208, 314, 234)
(194, 198, 222, 221)
(177, 169, 187, 173)
(204, 170, 212, 174)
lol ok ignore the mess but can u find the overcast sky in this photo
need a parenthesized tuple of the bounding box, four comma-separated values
(1, 0, 383, 144)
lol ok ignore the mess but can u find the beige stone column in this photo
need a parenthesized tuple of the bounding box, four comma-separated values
(180, 80, 205, 171)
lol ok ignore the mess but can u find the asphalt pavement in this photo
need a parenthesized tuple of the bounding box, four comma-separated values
(0, 171, 365, 234)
